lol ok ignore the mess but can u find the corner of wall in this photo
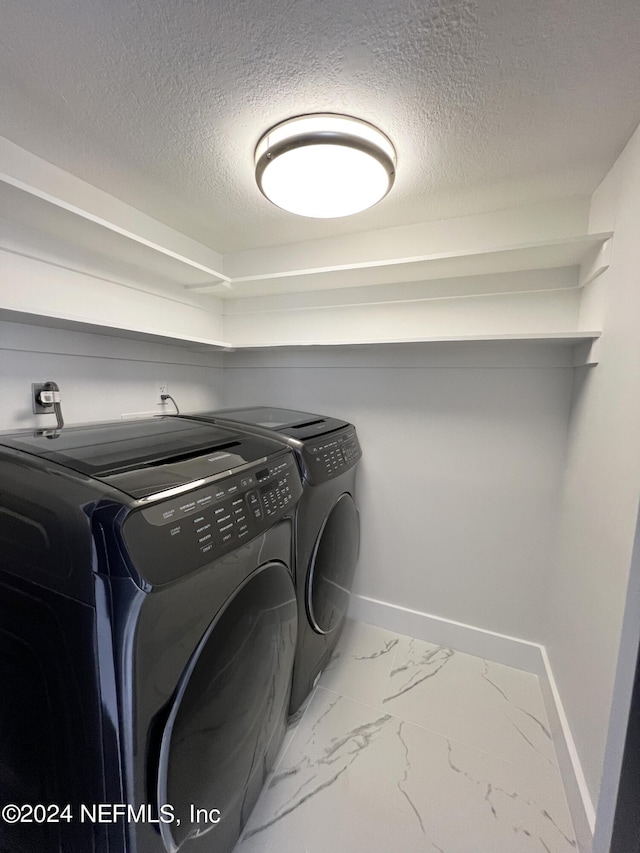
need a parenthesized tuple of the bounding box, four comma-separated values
(545, 117, 640, 850)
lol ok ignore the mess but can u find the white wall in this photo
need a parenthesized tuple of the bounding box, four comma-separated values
(222, 342, 574, 642)
(0, 250, 226, 345)
(544, 123, 640, 836)
(0, 320, 224, 431)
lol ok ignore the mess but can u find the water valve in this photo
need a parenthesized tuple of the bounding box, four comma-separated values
(32, 381, 65, 430)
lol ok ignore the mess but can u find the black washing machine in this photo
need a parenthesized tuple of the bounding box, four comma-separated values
(176, 408, 362, 713)
(0, 416, 303, 853)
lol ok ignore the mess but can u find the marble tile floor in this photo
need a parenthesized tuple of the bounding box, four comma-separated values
(235, 619, 577, 853)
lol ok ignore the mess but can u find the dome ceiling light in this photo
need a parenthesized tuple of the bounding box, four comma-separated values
(254, 114, 396, 219)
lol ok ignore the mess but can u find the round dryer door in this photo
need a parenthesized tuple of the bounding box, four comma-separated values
(307, 493, 360, 635)
(157, 562, 297, 852)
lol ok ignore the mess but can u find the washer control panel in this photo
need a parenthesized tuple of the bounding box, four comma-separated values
(301, 427, 362, 484)
(121, 450, 302, 585)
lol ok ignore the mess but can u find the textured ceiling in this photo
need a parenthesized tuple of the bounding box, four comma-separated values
(1, 0, 640, 254)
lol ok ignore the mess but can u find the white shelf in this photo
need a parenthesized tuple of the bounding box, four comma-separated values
(0, 153, 611, 298)
(231, 332, 603, 367)
(2, 185, 612, 298)
(0, 139, 229, 290)
(0, 142, 611, 362)
(0, 308, 233, 351)
(216, 234, 613, 298)
(0, 307, 600, 359)
(234, 331, 602, 349)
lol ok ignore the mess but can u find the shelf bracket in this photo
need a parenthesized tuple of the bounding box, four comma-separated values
(573, 336, 602, 367)
(579, 237, 612, 288)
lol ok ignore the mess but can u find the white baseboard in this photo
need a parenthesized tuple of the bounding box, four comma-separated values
(348, 593, 595, 853)
(348, 593, 545, 672)
(538, 646, 596, 851)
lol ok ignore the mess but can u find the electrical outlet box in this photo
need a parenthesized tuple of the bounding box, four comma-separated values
(157, 382, 168, 404)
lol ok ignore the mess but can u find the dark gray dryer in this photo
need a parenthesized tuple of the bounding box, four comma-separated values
(0, 416, 303, 853)
(176, 407, 362, 713)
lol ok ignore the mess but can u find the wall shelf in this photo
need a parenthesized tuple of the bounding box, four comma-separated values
(232, 332, 602, 367)
(0, 142, 611, 299)
(1, 177, 612, 298)
(0, 307, 601, 365)
(0, 308, 233, 351)
(210, 234, 613, 298)
(0, 142, 611, 362)
(235, 331, 602, 349)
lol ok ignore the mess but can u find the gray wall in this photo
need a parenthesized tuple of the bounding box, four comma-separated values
(0, 320, 224, 430)
(222, 342, 574, 642)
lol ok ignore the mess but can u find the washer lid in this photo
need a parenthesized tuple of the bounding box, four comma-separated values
(0, 417, 285, 498)
(192, 406, 351, 440)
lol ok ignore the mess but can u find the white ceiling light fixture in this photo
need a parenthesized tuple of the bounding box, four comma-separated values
(255, 114, 396, 218)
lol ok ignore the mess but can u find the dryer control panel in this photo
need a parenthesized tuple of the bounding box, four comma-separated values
(301, 427, 362, 485)
(121, 450, 302, 586)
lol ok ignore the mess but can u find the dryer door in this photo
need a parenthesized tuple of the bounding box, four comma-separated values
(157, 561, 296, 853)
(307, 493, 360, 635)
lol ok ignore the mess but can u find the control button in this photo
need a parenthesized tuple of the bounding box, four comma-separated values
(231, 498, 243, 507)
(222, 533, 233, 543)
(201, 543, 214, 554)
(198, 533, 212, 544)
(220, 523, 233, 532)
(227, 484, 239, 494)
(216, 514, 231, 525)
(214, 488, 225, 500)
(193, 516, 205, 524)
(179, 501, 197, 514)
(196, 523, 211, 534)
(169, 526, 181, 537)
(197, 495, 213, 506)
(246, 491, 262, 518)
(214, 507, 226, 515)
(162, 508, 176, 521)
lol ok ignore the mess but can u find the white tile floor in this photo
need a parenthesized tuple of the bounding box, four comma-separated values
(235, 620, 577, 853)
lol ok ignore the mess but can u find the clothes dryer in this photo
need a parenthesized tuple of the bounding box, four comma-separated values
(176, 408, 361, 713)
(0, 416, 302, 853)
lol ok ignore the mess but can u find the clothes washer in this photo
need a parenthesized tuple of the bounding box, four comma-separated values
(176, 408, 362, 713)
(0, 416, 302, 853)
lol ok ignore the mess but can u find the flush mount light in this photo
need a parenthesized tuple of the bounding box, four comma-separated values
(255, 114, 396, 218)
